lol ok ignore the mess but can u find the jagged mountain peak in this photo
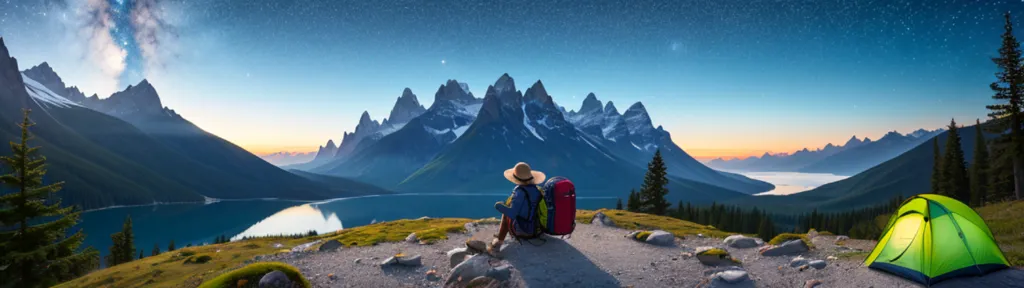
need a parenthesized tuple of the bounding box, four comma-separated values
(494, 73, 516, 93)
(325, 139, 337, 149)
(524, 80, 551, 103)
(388, 88, 426, 125)
(604, 101, 619, 116)
(844, 135, 862, 146)
(434, 79, 475, 104)
(579, 92, 603, 114)
(104, 79, 164, 115)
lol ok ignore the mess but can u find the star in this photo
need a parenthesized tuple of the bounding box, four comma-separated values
(441, 59, 446, 65)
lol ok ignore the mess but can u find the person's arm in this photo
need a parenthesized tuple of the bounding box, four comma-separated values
(495, 187, 524, 217)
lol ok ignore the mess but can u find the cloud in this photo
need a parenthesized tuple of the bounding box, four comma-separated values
(131, 0, 181, 80)
(56, 0, 126, 95)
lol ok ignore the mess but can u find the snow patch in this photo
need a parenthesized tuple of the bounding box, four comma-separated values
(521, 103, 544, 141)
(21, 74, 81, 108)
(452, 125, 470, 138)
(459, 103, 483, 118)
(631, 142, 642, 151)
(581, 136, 614, 160)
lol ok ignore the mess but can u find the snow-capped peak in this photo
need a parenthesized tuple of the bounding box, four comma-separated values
(21, 72, 82, 108)
(387, 88, 427, 125)
(494, 73, 516, 93)
(579, 92, 603, 115)
(603, 101, 620, 116)
(623, 101, 654, 134)
(458, 82, 471, 95)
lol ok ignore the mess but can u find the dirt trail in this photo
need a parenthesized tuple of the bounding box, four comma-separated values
(262, 223, 1024, 287)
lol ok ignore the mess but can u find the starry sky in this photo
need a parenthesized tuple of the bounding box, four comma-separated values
(1, 0, 1023, 160)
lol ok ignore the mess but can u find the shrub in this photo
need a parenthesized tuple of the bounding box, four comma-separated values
(179, 251, 196, 257)
(635, 231, 652, 241)
(183, 254, 213, 264)
(768, 233, 814, 249)
(198, 262, 310, 288)
(818, 231, 835, 236)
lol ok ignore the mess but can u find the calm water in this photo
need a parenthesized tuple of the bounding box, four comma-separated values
(77, 194, 616, 260)
(734, 171, 849, 196)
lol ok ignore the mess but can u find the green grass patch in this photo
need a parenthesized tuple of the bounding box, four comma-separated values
(318, 218, 473, 248)
(197, 262, 310, 288)
(183, 254, 213, 264)
(975, 200, 1024, 267)
(768, 233, 815, 249)
(576, 209, 728, 238)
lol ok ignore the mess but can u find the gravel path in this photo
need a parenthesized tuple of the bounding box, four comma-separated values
(261, 223, 1024, 288)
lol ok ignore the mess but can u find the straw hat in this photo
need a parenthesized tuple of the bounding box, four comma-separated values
(503, 162, 546, 185)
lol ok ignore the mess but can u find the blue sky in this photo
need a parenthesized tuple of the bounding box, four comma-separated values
(1, 0, 1022, 159)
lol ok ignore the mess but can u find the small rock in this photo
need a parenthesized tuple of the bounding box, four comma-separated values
(680, 252, 693, 258)
(327, 273, 336, 280)
(466, 240, 487, 254)
(835, 235, 850, 244)
(258, 270, 293, 288)
(644, 230, 675, 246)
(809, 260, 827, 269)
(724, 235, 764, 249)
(425, 269, 440, 281)
(354, 258, 362, 264)
(464, 222, 479, 233)
(380, 254, 422, 267)
(790, 256, 810, 267)
(625, 231, 640, 239)
(799, 264, 810, 272)
(805, 279, 823, 288)
(826, 256, 838, 261)
(318, 240, 343, 252)
(447, 247, 472, 268)
(697, 233, 705, 238)
(714, 270, 749, 284)
(445, 254, 512, 285)
(591, 211, 617, 227)
(272, 243, 284, 248)
(405, 233, 418, 243)
(761, 239, 810, 256)
(417, 216, 431, 220)
(291, 240, 322, 252)
(370, 219, 378, 224)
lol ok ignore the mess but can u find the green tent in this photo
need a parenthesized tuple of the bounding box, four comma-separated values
(864, 194, 1009, 285)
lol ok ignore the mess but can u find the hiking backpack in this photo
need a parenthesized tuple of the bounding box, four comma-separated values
(538, 176, 576, 236)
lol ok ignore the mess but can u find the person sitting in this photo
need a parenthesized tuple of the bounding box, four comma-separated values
(489, 162, 545, 255)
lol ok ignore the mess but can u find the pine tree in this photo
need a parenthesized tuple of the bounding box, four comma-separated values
(106, 216, 135, 266)
(138, 249, 144, 260)
(987, 11, 1024, 201)
(0, 110, 99, 287)
(636, 149, 670, 215)
(626, 189, 639, 212)
(757, 212, 773, 240)
(942, 119, 971, 203)
(152, 243, 160, 257)
(615, 198, 623, 210)
(932, 138, 943, 194)
(971, 119, 991, 206)
(168, 240, 175, 252)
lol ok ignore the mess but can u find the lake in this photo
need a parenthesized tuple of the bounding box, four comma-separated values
(733, 171, 849, 196)
(77, 194, 616, 261)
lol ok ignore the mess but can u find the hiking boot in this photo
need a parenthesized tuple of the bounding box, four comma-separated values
(487, 238, 503, 257)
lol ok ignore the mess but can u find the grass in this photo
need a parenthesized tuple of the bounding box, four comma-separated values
(316, 218, 474, 248)
(975, 200, 1024, 267)
(198, 262, 310, 288)
(768, 233, 815, 249)
(54, 237, 316, 288)
(576, 209, 730, 238)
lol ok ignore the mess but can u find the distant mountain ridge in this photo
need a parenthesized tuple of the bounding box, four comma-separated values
(1, 38, 387, 209)
(707, 129, 943, 175)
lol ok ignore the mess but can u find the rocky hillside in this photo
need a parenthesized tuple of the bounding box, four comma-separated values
(54, 208, 1024, 288)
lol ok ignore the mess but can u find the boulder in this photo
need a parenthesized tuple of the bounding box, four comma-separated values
(714, 270, 749, 284)
(835, 235, 850, 244)
(464, 222, 479, 233)
(697, 233, 705, 238)
(318, 240, 343, 252)
(447, 247, 472, 268)
(466, 240, 487, 254)
(417, 216, 431, 220)
(809, 260, 827, 269)
(790, 256, 810, 267)
(724, 235, 763, 248)
(466, 276, 501, 288)
(591, 211, 616, 227)
(405, 233, 418, 243)
(644, 230, 675, 246)
(625, 231, 641, 239)
(380, 254, 422, 267)
(760, 239, 810, 256)
(445, 254, 512, 285)
(258, 270, 293, 288)
(291, 240, 321, 252)
(807, 229, 819, 239)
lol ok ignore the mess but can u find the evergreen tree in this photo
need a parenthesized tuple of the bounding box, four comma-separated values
(138, 249, 143, 260)
(636, 149, 670, 215)
(615, 198, 623, 210)
(986, 12, 1024, 201)
(971, 119, 991, 206)
(932, 138, 943, 194)
(757, 212, 774, 240)
(106, 216, 135, 266)
(168, 240, 175, 252)
(626, 189, 639, 212)
(675, 201, 684, 219)
(152, 243, 160, 257)
(942, 119, 971, 203)
(0, 110, 99, 287)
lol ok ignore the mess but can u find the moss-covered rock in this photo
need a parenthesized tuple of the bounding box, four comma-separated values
(198, 262, 310, 288)
(635, 231, 653, 241)
(768, 233, 814, 249)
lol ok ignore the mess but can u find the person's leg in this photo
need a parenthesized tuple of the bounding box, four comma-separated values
(496, 215, 511, 241)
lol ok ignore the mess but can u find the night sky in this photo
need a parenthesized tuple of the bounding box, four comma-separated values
(1, 0, 1023, 159)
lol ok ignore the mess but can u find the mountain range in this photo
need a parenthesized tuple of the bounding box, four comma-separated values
(293, 74, 775, 203)
(706, 129, 943, 176)
(258, 151, 316, 166)
(0, 38, 386, 210)
(727, 125, 980, 213)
